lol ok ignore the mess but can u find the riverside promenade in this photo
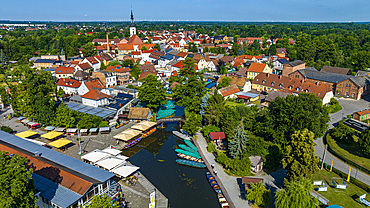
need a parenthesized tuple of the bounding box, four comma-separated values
(194, 132, 250, 208)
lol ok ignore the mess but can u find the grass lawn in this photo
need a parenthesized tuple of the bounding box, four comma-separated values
(326, 135, 370, 171)
(312, 169, 367, 207)
(225, 101, 245, 107)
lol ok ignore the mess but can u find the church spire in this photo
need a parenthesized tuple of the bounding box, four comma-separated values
(131, 8, 134, 23)
(129, 6, 136, 37)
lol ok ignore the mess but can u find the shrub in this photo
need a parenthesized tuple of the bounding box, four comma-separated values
(216, 151, 252, 176)
(207, 142, 217, 153)
(202, 125, 221, 138)
(1, 126, 12, 133)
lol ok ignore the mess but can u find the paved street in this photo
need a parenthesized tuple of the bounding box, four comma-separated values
(315, 97, 370, 186)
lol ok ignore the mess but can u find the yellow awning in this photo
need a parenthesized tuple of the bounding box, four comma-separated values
(113, 133, 133, 141)
(15, 129, 38, 138)
(41, 131, 64, 140)
(48, 138, 72, 148)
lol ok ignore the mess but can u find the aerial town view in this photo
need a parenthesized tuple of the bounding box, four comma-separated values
(1, 1, 370, 208)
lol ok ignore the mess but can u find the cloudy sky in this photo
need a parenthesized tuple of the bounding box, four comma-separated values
(0, 0, 368, 22)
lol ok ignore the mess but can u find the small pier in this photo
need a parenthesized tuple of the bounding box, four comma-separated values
(172, 131, 191, 140)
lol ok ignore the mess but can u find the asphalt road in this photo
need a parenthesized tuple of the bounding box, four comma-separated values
(314, 97, 370, 186)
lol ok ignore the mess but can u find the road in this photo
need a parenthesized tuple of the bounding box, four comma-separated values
(314, 97, 370, 185)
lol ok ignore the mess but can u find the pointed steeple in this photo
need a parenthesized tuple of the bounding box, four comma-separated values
(129, 6, 136, 37)
(131, 9, 134, 23)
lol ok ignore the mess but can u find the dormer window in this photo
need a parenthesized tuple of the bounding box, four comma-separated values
(262, 80, 265, 84)
(289, 86, 292, 90)
(279, 84, 282, 87)
(271, 82, 274, 86)
(318, 93, 321, 96)
(305, 89, 309, 93)
(296, 87, 299, 91)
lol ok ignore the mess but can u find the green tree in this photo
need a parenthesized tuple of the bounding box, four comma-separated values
(228, 121, 249, 159)
(81, 43, 96, 57)
(202, 125, 221, 138)
(351, 50, 370, 70)
(179, 58, 197, 77)
(141, 45, 148, 51)
(77, 114, 102, 129)
(199, 92, 210, 116)
(328, 120, 355, 141)
(80, 194, 119, 208)
(0, 49, 7, 63)
(183, 112, 202, 135)
(282, 129, 319, 181)
(138, 74, 166, 110)
(51, 102, 76, 128)
(262, 93, 329, 146)
(122, 59, 134, 67)
(203, 91, 226, 126)
(100, 62, 106, 70)
(203, 47, 209, 53)
(265, 144, 283, 171)
(359, 128, 370, 156)
(173, 76, 206, 113)
(268, 44, 277, 55)
(275, 177, 318, 208)
(220, 64, 227, 74)
(130, 65, 141, 81)
(246, 182, 270, 207)
(0, 151, 37, 208)
(154, 43, 161, 51)
(216, 76, 232, 89)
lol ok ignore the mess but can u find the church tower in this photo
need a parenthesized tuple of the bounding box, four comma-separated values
(129, 8, 136, 37)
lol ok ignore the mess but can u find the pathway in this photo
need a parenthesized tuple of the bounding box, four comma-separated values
(314, 98, 370, 186)
(194, 132, 248, 208)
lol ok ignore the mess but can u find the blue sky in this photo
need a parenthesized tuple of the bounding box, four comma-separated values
(0, 0, 368, 22)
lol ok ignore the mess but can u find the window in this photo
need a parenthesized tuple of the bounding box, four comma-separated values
(296, 87, 299, 91)
(289, 86, 292, 90)
(338, 90, 341, 94)
(349, 84, 351, 87)
(262, 80, 265, 84)
(279, 84, 282, 87)
(345, 92, 348, 96)
(271, 82, 274, 86)
(346, 84, 348, 87)
(352, 93, 355, 97)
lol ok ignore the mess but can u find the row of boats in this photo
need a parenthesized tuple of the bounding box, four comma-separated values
(175, 140, 206, 168)
(123, 128, 156, 149)
(206, 172, 230, 208)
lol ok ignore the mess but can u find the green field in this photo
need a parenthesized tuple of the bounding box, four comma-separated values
(312, 169, 367, 207)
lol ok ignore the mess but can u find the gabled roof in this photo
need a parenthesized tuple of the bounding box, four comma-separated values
(321, 66, 351, 75)
(56, 67, 74, 74)
(56, 78, 81, 88)
(85, 57, 98, 65)
(277, 59, 290, 65)
(83, 79, 105, 90)
(76, 63, 92, 70)
(218, 84, 240, 97)
(236, 67, 248, 77)
(81, 89, 112, 100)
(248, 63, 267, 73)
(286, 60, 305, 67)
(34, 59, 56, 64)
(209, 132, 225, 140)
(354, 110, 370, 116)
(117, 43, 134, 50)
(128, 34, 144, 45)
(138, 64, 157, 80)
(349, 76, 370, 87)
(230, 76, 249, 88)
(297, 67, 351, 83)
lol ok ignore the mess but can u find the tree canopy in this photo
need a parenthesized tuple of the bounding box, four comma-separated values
(216, 76, 232, 89)
(179, 58, 197, 77)
(0, 151, 37, 208)
(246, 182, 270, 207)
(79, 194, 119, 208)
(282, 129, 319, 181)
(138, 74, 166, 110)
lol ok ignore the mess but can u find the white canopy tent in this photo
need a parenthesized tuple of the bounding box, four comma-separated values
(81, 149, 111, 164)
(111, 162, 140, 178)
(95, 156, 126, 170)
(116, 154, 129, 161)
(102, 147, 122, 156)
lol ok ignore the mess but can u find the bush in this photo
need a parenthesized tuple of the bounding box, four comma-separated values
(202, 125, 221, 138)
(216, 151, 252, 176)
(1, 126, 12, 133)
(98, 121, 109, 128)
(207, 142, 217, 153)
(326, 98, 342, 114)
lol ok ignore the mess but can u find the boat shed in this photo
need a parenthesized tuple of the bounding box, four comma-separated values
(0, 131, 117, 208)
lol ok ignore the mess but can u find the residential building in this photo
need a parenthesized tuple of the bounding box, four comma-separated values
(353, 110, 370, 121)
(81, 89, 112, 107)
(0, 131, 117, 208)
(106, 65, 131, 85)
(218, 84, 240, 99)
(75, 63, 92, 72)
(247, 63, 273, 80)
(81, 57, 100, 71)
(55, 67, 74, 79)
(273, 58, 290, 74)
(282, 60, 305, 76)
(336, 76, 370, 100)
(253, 73, 333, 104)
(78, 78, 105, 95)
(34, 59, 56, 69)
(249, 156, 264, 173)
(92, 71, 117, 88)
(56, 78, 81, 95)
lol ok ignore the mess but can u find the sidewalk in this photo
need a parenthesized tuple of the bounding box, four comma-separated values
(195, 132, 250, 208)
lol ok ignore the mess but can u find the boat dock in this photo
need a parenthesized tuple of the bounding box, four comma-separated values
(172, 130, 191, 140)
(192, 137, 236, 208)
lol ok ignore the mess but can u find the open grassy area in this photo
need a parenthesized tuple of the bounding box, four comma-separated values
(225, 101, 245, 107)
(312, 169, 367, 207)
(326, 135, 370, 171)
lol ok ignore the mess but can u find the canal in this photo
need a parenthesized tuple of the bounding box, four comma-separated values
(121, 108, 219, 207)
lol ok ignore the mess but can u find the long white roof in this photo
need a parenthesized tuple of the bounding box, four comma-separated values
(81, 149, 111, 163)
(102, 147, 122, 156)
(111, 163, 139, 178)
(95, 156, 125, 170)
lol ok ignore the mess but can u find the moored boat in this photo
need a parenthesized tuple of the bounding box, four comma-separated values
(206, 172, 222, 194)
(175, 149, 201, 159)
(176, 153, 203, 163)
(176, 159, 206, 168)
(178, 144, 198, 153)
(184, 140, 198, 151)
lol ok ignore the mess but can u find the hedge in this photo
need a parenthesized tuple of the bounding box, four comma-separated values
(324, 134, 370, 176)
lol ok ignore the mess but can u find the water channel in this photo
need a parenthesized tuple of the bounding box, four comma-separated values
(121, 107, 220, 208)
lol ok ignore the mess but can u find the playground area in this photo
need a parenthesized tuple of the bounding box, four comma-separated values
(312, 169, 369, 207)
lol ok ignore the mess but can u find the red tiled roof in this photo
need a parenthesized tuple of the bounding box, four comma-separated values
(355, 110, 370, 116)
(218, 84, 240, 97)
(55, 67, 74, 74)
(56, 78, 81, 88)
(128, 34, 144, 45)
(77, 63, 92, 70)
(209, 132, 226, 140)
(248, 63, 267, 73)
(84, 79, 105, 90)
(118, 43, 134, 50)
(85, 57, 98, 65)
(80, 89, 112, 100)
(131, 51, 141, 56)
